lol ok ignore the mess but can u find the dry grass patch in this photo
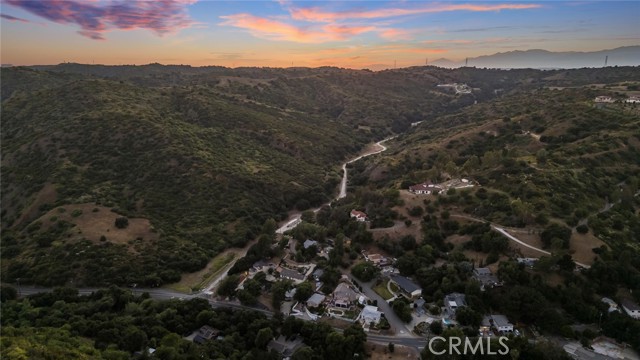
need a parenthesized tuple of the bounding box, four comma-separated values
(34, 203, 157, 246)
(165, 252, 236, 293)
(570, 231, 605, 266)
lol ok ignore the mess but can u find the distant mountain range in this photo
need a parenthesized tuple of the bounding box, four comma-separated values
(431, 46, 640, 69)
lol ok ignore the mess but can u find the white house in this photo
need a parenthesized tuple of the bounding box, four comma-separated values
(482, 314, 514, 333)
(350, 210, 367, 222)
(621, 299, 640, 319)
(409, 182, 443, 195)
(595, 96, 615, 103)
(601, 297, 620, 313)
(625, 96, 640, 103)
(358, 305, 383, 329)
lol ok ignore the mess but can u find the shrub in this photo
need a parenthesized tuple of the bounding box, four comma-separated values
(115, 217, 129, 229)
(576, 224, 589, 234)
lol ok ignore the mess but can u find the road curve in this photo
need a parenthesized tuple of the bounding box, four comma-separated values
(276, 136, 394, 234)
(338, 137, 394, 199)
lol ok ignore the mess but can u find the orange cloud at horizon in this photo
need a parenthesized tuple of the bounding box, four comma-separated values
(220, 13, 378, 43)
(290, 3, 542, 22)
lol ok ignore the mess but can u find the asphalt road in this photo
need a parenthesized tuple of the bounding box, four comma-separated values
(16, 285, 195, 300)
(276, 137, 394, 235)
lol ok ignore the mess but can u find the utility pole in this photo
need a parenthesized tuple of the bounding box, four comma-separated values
(604, 55, 608, 67)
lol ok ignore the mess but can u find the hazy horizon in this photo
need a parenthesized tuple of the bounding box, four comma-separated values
(1, 1, 639, 70)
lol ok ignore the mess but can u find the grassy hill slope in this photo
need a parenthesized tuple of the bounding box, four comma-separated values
(0, 74, 362, 286)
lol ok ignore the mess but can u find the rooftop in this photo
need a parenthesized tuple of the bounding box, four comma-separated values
(279, 267, 306, 281)
(445, 292, 467, 307)
(482, 314, 512, 328)
(409, 182, 442, 192)
(307, 293, 326, 306)
(621, 298, 640, 311)
(390, 274, 422, 294)
(473, 267, 492, 276)
(303, 239, 318, 249)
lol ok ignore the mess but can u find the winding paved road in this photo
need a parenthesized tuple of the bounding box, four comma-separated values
(206, 137, 394, 295)
(338, 137, 394, 199)
(276, 137, 394, 234)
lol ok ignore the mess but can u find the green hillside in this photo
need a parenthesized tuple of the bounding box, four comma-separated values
(369, 87, 640, 227)
(2, 65, 639, 287)
(0, 72, 363, 286)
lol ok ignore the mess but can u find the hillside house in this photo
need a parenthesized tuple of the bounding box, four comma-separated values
(312, 268, 324, 281)
(409, 182, 443, 195)
(621, 299, 640, 319)
(481, 315, 514, 334)
(358, 305, 383, 330)
(473, 267, 501, 290)
(278, 267, 306, 283)
(364, 252, 389, 267)
(285, 288, 297, 301)
(350, 210, 367, 222)
(332, 282, 359, 308)
(307, 293, 326, 308)
(190, 325, 220, 344)
(517, 258, 538, 267)
(595, 96, 615, 103)
(267, 335, 304, 358)
(601, 298, 620, 313)
(444, 293, 467, 317)
(390, 274, 422, 299)
(252, 260, 275, 273)
(626, 96, 640, 103)
(303, 239, 318, 249)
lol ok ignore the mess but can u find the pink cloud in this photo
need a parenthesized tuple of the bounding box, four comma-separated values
(4, 0, 195, 40)
(322, 24, 375, 36)
(379, 28, 413, 41)
(221, 14, 375, 43)
(290, 3, 542, 22)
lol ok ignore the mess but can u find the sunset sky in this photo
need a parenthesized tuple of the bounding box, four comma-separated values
(1, 1, 638, 69)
